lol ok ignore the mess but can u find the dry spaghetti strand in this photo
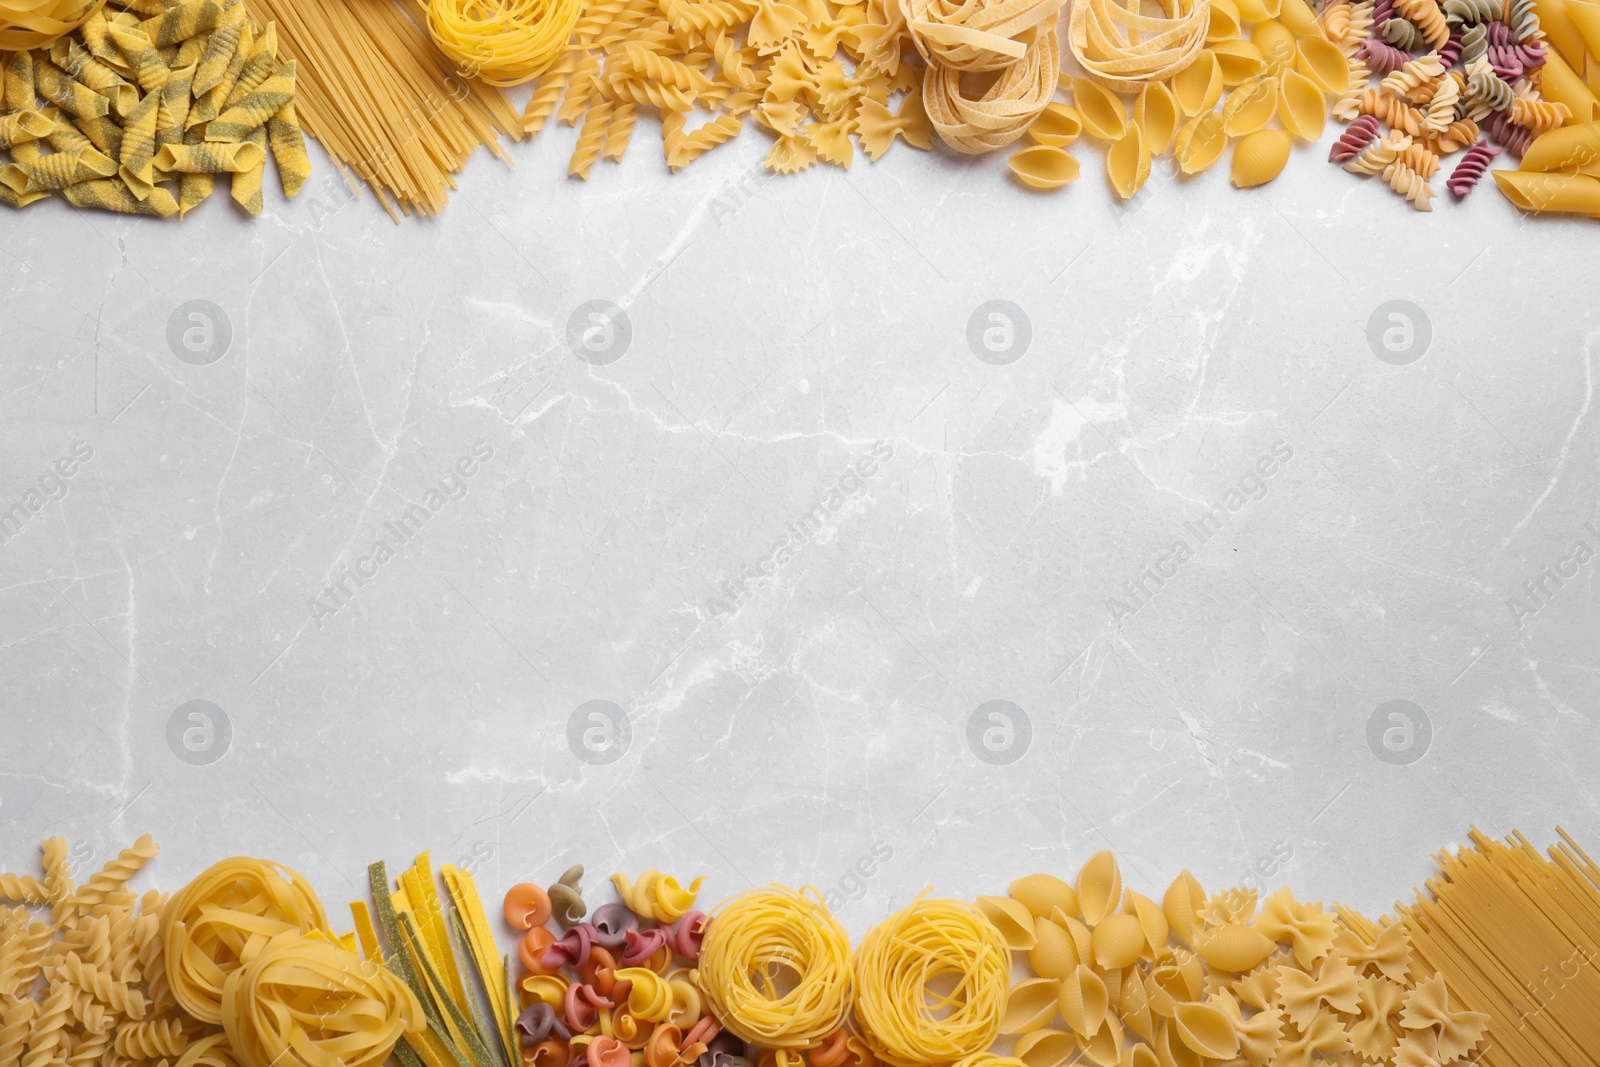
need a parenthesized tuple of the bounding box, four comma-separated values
(241, 0, 522, 219)
(1398, 826, 1600, 1067)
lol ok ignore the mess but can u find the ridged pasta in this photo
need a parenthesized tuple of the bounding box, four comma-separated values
(1396, 0, 1451, 44)
(1509, 94, 1569, 128)
(114, 1018, 188, 1059)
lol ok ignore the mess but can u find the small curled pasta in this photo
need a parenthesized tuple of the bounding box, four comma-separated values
(1383, 157, 1437, 208)
(1509, 96, 1569, 130)
(114, 1018, 188, 1059)
(1395, 0, 1450, 45)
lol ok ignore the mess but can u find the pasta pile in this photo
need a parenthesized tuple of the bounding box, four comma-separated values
(0, 835, 183, 1067)
(425, 0, 582, 86)
(1010, 0, 1348, 192)
(521, 0, 936, 176)
(0, 0, 106, 49)
(1397, 827, 1600, 1067)
(508, 867, 734, 1067)
(695, 885, 853, 1050)
(1321, 0, 1568, 209)
(0, 0, 308, 217)
(852, 895, 1010, 1067)
(239, 0, 523, 218)
(8, 828, 1600, 1067)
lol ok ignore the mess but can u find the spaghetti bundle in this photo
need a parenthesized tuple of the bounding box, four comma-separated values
(694, 885, 853, 1050)
(1398, 827, 1600, 1067)
(0, 0, 105, 49)
(241, 0, 522, 219)
(425, 0, 581, 86)
(852, 894, 1010, 1067)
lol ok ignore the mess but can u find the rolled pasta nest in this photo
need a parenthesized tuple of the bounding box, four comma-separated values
(694, 884, 854, 1050)
(425, 0, 582, 86)
(0, 0, 106, 49)
(851, 893, 1011, 1067)
(1068, 0, 1209, 92)
(922, 27, 1061, 153)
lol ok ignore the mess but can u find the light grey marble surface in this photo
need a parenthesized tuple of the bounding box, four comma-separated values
(2, 119, 1598, 937)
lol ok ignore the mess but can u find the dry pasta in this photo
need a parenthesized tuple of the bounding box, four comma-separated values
(425, 0, 581, 86)
(694, 885, 853, 1050)
(853, 894, 1010, 1067)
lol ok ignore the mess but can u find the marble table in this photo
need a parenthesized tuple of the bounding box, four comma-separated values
(1, 121, 1597, 932)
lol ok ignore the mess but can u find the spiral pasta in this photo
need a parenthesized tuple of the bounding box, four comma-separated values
(160, 856, 330, 1026)
(852, 894, 1010, 1067)
(221, 934, 424, 1067)
(426, 0, 582, 86)
(694, 885, 852, 1050)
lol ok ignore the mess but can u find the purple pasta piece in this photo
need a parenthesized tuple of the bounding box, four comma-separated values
(1374, 0, 1396, 25)
(619, 925, 670, 966)
(1485, 21, 1514, 47)
(1438, 29, 1464, 68)
(1490, 42, 1525, 79)
(516, 1003, 572, 1048)
(589, 902, 639, 951)
(1446, 139, 1501, 195)
(1329, 114, 1384, 161)
(1359, 35, 1412, 74)
(540, 922, 597, 970)
(1520, 38, 1546, 69)
(1485, 111, 1534, 155)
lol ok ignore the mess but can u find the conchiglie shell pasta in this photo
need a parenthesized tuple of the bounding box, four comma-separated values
(1057, 964, 1109, 1037)
(1153, 1021, 1205, 1067)
(1211, 39, 1266, 84)
(1010, 874, 1081, 918)
(1276, 0, 1323, 36)
(1106, 123, 1151, 198)
(1192, 922, 1278, 970)
(1230, 127, 1291, 186)
(1172, 1003, 1240, 1060)
(1057, 910, 1094, 960)
(1090, 913, 1146, 969)
(1029, 916, 1083, 978)
(1174, 110, 1226, 172)
(1118, 972, 1156, 1042)
(1014, 1029, 1078, 1067)
(1222, 77, 1277, 134)
(1072, 77, 1127, 139)
(1135, 83, 1179, 154)
(1008, 147, 1081, 189)
(1002, 977, 1064, 1033)
(1172, 51, 1223, 114)
(1162, 871, 1206, 941)
(979, 895, 1042, 947)
(1277, 68, 1325, 140)
(1123, 1045, 1159, 1067)
(1122, 891, 1169, 957)
(1233, 0, 1280, 20)
(1076, 852, 1123, 925)
(1207, 0, 1241, 41)
(1294, 35, 1348, 92)
(1251, 19, 1297, 70)
(1081, 1014, 1123, 1067)
(1028, 104, 1084, 146)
